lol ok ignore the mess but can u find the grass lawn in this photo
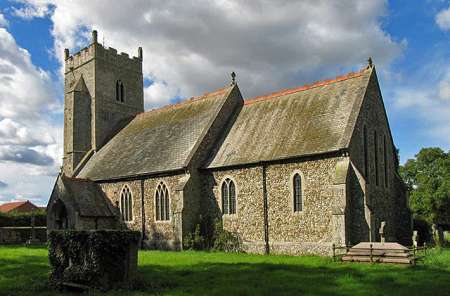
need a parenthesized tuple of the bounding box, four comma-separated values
(0, 245, 449, 295)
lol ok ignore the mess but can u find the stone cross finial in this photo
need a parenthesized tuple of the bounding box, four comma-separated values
(367, 57, 373, 68)
(230, 71, 236, 85)
(379, 221, 386, 243)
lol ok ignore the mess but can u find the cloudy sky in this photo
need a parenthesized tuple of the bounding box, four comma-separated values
(0, 0, 449, 206)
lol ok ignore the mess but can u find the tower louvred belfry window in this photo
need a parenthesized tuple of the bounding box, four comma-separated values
(221, 178, 236, 215)
(155, 182, 170, 221)
(120, 185, 133, 222)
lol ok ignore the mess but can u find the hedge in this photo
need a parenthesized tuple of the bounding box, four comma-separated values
(0, 210, 46, 227)
(48, 230, 140, 291)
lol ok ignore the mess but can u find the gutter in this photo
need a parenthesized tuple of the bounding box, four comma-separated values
(204, 148, 349, 172)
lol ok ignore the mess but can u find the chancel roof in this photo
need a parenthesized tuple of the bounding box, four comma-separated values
(207, 67, 373, 168)
(78, 86, 234, 180)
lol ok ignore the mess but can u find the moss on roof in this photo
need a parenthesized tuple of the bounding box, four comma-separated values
(207, 68, 372, 168)
(78, 87, 233, 180)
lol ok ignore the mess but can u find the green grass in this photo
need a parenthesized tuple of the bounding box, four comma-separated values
(0, 245, 449, 295)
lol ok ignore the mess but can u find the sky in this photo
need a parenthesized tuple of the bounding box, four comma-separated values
(0, 0, 449, 206)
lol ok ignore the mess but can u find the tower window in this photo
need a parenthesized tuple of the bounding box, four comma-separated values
(221, 178, 236, 215)
(116, 80, 125, 102)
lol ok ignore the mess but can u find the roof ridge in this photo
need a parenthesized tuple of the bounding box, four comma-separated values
(63, 175, 92, 183)
(137, 86, 231, 118)
(244, 67, 370, 106)
(0, 200, 28, 206)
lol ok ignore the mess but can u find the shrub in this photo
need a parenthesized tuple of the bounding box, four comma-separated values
(48, 230, 140, 291)
(183, 218, 242, 252)
(211, 220, 242, 252)
(413, 219, 432, 245)
(0, 210, 46, 227)
(183, 224, 205, 250)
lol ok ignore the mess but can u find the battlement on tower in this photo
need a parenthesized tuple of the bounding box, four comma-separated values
(64, 30, 142, 74)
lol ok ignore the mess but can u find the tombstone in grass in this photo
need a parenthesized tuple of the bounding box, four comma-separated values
(379, 221, 386, 244)
(431, 224, 445, 247)
(412, 230, 419, 248)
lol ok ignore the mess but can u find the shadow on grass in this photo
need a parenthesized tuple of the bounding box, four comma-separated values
(136, 261, 450, 296)
(0, 246, 449, 296)
(0, 255, 50, 295)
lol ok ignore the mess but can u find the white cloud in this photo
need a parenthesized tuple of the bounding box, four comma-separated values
(0, 25, 62, 206)
(438, 69, 450, 100)
(0, 13, 8, 27)
(436, 6, 450, 30)
(16, 0, 404, 107)
(11, 0, 51, 20)
(392, 66, 450, 146)
(8, 0, 406, 205)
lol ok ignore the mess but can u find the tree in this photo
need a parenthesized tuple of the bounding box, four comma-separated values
(400, 147, 450, 225)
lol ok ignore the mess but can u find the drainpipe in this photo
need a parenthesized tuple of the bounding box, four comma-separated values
(140, 178, 146, 249)
(262, 164, 270, 254)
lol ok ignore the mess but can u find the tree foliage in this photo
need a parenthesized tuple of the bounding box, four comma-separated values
(400, 147, 450, 224)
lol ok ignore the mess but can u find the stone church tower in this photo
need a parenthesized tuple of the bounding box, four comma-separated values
(63, 30, 144, 176)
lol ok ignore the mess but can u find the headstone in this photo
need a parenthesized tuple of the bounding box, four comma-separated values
(432, 224, 444, 247)
(379, 221, 386, 244)
(412, 230, 418, 247)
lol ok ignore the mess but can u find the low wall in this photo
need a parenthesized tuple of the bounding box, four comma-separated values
(0, 227, 47, 244)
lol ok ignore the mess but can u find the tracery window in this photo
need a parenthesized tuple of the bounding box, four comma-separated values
(293, 173, 303, 212)
(363, 125, 369, 179)
(374, 130, 379, 186)
(221, 178, 236, 215)
(120, 185, 133, 222)
(155, 182, 170, 221)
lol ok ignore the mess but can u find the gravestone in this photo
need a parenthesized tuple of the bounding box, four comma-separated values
(412, 230, 418, 247)
(379, 221, 386, 243)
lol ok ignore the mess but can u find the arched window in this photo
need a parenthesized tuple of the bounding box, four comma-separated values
(120, 185, 133, 222)
(155, 182, 170, 221)
(293, 173, 303, 212)
(116, 80, 120, 101)
(116, 80, 125, 102)
(120, 82, 124, 102)
(221, 178, 236, 215)
(363, 125, 368, 179)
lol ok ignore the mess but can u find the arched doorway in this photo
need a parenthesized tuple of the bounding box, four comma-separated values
(53, 199, 69, 230)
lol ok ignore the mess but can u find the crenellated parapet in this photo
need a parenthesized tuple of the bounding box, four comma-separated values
(64, 30, 142, 74)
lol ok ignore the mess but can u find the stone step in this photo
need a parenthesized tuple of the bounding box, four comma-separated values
(347, 250, 411, 257)
(342, 255, 413, 264)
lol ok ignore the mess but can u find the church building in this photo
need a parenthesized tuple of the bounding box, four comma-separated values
(47, 31, 412, 255)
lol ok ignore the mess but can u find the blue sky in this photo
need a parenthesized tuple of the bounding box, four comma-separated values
(0, 0, 449, 206)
